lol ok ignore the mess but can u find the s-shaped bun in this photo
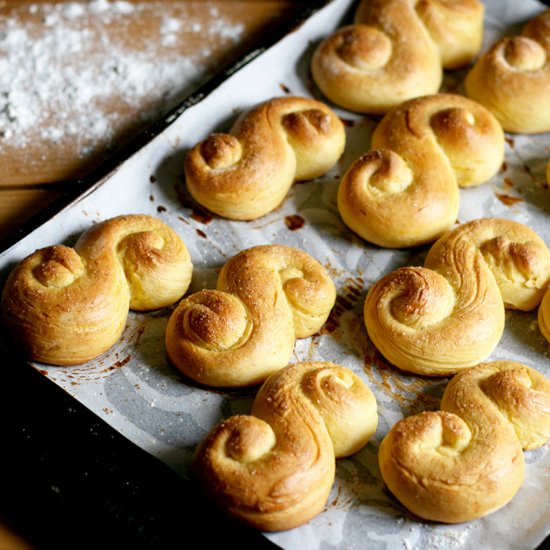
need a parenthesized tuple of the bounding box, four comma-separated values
(311, 0, 484, 114)
(538, 265, 550, 345)
(192, 361, 378, 531)
(338, 94, 504, 248)
(364, 218, 550, 376)
(165, 245, 336, 387)
(379, 361, 550, 523)
(1, 215, 192, 365)
(184, 96, 345, 220)
(465, 9, 550, 134)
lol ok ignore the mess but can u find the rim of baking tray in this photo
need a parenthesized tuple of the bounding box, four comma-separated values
(0, 0, 335, 254)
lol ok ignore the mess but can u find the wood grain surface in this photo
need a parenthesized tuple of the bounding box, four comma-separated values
(0, 1, 307, 244)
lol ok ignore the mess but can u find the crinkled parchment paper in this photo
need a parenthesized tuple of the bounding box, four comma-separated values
(1, 1, 549, 548)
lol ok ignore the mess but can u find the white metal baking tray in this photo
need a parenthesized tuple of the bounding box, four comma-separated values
(1, 0, 549, 548)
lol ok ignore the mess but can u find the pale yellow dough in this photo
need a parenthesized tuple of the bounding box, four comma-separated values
(364, 218, 550, 376)
(184, 96, 345, 220)
(165, 244, 336, 387)
(311, 0, 484, 114)
(1, 215, 192, 365)
(466, 9, 550, 134)
(192, 361, 378, 531)
(338, 94, 504, 248)
(379, 361, 550, 523)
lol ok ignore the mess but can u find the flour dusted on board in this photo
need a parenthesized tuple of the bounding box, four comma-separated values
(0, 1, 245, 156)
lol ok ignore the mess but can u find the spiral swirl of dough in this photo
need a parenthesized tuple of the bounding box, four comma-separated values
(379, 361, 550, 523)
(184, 96, 345, 220)
(165, 245, 336, 387)
(465, 10, 550, 134)
(1, 215, 192, 365)
(364, 218, 550, 376)
(311, 0, 484, 114)
(338, 94, 504, 248)
(192, 361, 378, 531)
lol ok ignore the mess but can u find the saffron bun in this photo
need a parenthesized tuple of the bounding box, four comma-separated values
(1, 214, 192, 365)
(539, 281, 550, 345)
(184, 96, 345, 220)
(337, 94, 504, 248)
(541, 159, 550, 344)
(311, 0, 484, 114)
(379, 361, 550, 523)
(364, 218, 550, 376)
(465, 9, 550, 134)
(165, 245, 336, 387)
(192, 361, 378, 531)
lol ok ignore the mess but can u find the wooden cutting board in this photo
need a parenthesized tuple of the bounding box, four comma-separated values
(0, 1, 307, 244)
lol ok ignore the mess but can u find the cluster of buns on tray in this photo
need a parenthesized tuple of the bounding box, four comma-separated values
(2, 0, 550, 536)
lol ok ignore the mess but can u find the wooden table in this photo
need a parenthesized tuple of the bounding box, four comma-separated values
(0, 0, 308, 245)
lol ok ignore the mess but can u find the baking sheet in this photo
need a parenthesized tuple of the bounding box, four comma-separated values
(1, 0, 549, 548)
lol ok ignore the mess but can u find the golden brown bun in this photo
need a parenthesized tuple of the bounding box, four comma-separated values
(379, 361, 550, 523)
(364, 218, 550, 376)
(542, 160, 550, 342)
(311, 0, 483, 114)
(338, 94, 504, 248)
(1, 215, 192, 365)
(465, 10, 550, 134)
(192, 361, 378, 531)
(165, 245, 336, 387)
(539, 286, 550, 344)
(184, 96, 345, 220)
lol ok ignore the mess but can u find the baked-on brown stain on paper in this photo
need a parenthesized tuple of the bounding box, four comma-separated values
(495, 192, 523, 206)
(331, 483, 343, 507)
(190, 209, 213, 225)
(175, 183, 213, 224)
(279, 83, 291, 94)
(363, 343, 444, 415)
(284, 214, 305, 230)
(522, 162, 535, 179)
(323, 277, 364, 334)
(37, 324, 146, 386)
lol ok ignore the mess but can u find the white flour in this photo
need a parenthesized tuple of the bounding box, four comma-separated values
(0, 1, 245, 158)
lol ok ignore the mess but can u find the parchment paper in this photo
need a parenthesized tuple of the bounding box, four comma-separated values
(1, 1, 549, 548)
